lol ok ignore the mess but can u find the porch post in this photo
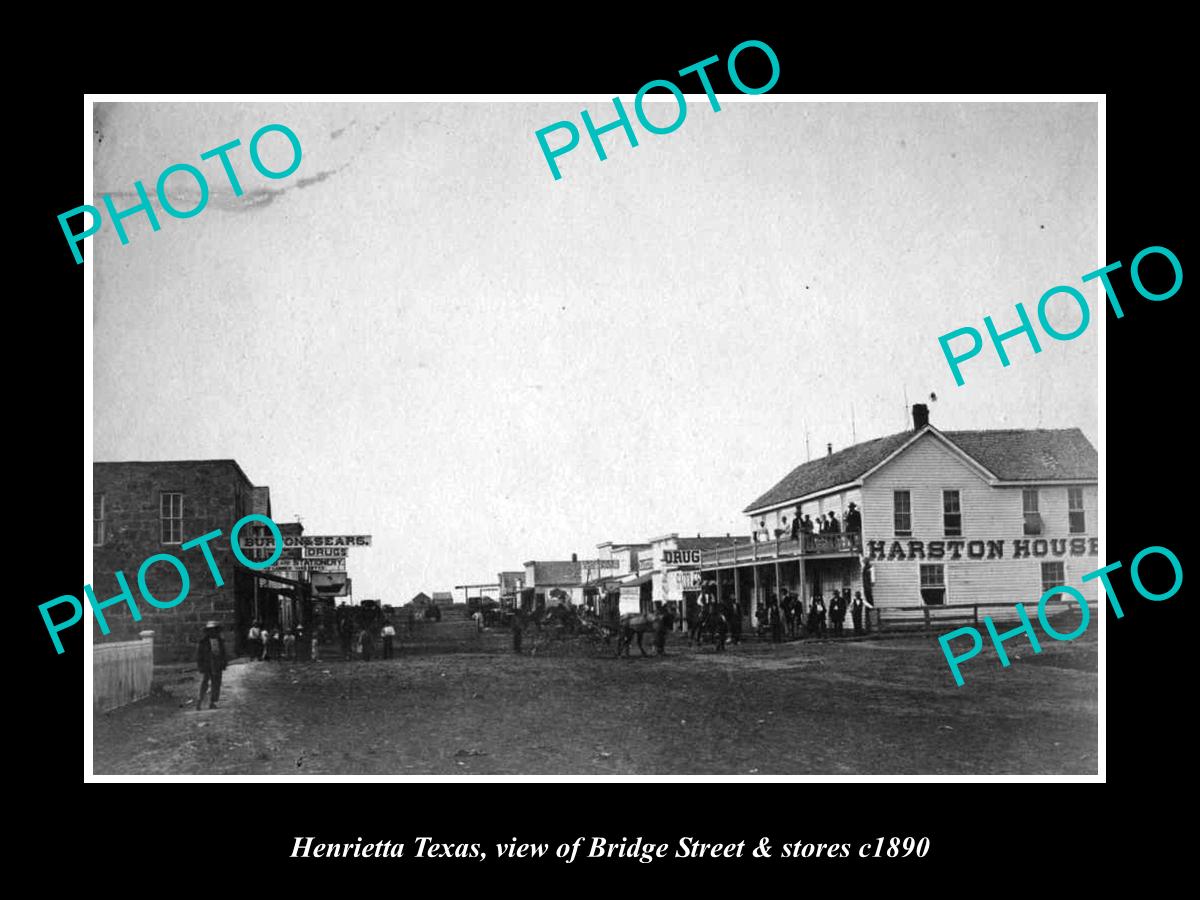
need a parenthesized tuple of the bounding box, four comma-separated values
(752, 565, 760, 625)
(734, 566, 742, 622)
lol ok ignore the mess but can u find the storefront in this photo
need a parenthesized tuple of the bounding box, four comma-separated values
(701, 405, 1098, 623)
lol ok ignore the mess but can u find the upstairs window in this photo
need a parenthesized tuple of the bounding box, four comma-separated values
(893, 490, 912, 536)
(1068, 487, 1086, 534)
(1022, 489, 1042, 536)
(943, 490, 962, 537)
(161, 492, 184, 544)
(94, 493, 105, 546)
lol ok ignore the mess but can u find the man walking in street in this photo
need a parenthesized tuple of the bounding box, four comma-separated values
(196, 621, 227, 710)
(512, 610, 524, 654)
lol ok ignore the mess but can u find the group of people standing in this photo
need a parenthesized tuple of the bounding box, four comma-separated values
(757, 501, 864, 543)
(337, 612, 398, 661)
(691, 584, 874, 645)
(246, 621, 312, 662)
(791, 588, 874, 639)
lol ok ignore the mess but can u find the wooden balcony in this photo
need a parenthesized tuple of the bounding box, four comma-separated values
(701, 533, 862, 568)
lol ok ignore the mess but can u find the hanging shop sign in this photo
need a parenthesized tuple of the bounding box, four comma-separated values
(238, 534, 372, 550)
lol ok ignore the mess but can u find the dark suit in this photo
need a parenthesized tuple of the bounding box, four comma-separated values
(196, 632, 226, 709)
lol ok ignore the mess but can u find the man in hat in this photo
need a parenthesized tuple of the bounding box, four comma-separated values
(845, 502, 862, 534)
(196, 621, 227, 710)
(850, 590, 873, 635)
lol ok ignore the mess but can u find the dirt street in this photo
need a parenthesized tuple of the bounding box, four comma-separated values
(93, 631, 1097, 775)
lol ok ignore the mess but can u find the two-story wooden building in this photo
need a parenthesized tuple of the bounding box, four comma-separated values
(699, 405, 1098, 623)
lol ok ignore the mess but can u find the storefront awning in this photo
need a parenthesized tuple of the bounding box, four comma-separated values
(620, 573, 653, 588)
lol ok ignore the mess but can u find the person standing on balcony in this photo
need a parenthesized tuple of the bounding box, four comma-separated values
(801, 514, 813, 535)
(845, 502, 862, 533)
(790, 513, 801, 541)
(775, 516, 788, 540)
(827, 511, 841, 533)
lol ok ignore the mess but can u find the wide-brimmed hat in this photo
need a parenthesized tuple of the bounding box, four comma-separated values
(205, 621, 220, 630)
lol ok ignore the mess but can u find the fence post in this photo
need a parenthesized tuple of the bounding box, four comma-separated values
(923, 608, 930, 629)
(973, 606, 979, 625)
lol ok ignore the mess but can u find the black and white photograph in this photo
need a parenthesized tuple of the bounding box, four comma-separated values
(84, 97, 1100, 777)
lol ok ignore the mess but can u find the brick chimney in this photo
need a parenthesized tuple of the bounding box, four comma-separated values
(571, 552, 577, 562)
(913, 403, 930, 430)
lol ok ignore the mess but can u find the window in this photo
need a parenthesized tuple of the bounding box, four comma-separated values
(1041, 561, 1066, 594)
(94, 493, 105, 546)
(1068, 487, 1086, 534)
(160, 492, 184, 544)
(893, 490, 912, 536)
(919, 564, 946, 605)
(1022, 488, 1042, 536)
(943, 490, 962, 537)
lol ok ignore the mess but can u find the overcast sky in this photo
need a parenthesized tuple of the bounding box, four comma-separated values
(92, 100, 1098, 603)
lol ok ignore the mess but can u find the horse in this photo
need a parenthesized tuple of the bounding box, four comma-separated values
(690, 602, 727, 652)
(616, 612, 666, 657)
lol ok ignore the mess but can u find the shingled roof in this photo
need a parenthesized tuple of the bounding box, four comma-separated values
(941, 428, 1097, 481)
(744, 430, 914, 513)
(744, 427, 1097, 513)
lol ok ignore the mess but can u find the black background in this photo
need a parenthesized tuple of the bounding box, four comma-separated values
(19, 23, 1188, 886)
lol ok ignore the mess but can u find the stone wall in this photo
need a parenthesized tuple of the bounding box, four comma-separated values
(93, 460, 257, 663)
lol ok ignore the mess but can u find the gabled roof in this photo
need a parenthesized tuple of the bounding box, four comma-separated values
(744, 426, 1097, 513)
(409, 592, 432, 605)
(940, 429, 1097, 482)
(431, 592, 454, 602)
(744, 431, 915, 513)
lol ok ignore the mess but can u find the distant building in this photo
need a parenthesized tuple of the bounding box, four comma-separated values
(497, 571, 525, 607)
(521, 560, 586, 611)
(430, 591, 454, 606)
(407, 592, 433, 607)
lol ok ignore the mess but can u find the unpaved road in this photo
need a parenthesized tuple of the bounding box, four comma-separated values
(93, 633, 1097, 775)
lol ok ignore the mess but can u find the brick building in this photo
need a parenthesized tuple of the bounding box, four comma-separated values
(92, 459, 271, 663)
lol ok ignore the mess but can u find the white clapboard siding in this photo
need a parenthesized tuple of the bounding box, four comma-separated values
(862, 432, 1098, 611)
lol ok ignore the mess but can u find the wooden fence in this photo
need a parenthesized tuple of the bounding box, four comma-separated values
(875, 599, 1099, 632)
(94, 631, 155, 712)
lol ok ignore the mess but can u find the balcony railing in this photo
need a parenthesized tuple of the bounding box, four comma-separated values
(701, 532, 862, 568)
